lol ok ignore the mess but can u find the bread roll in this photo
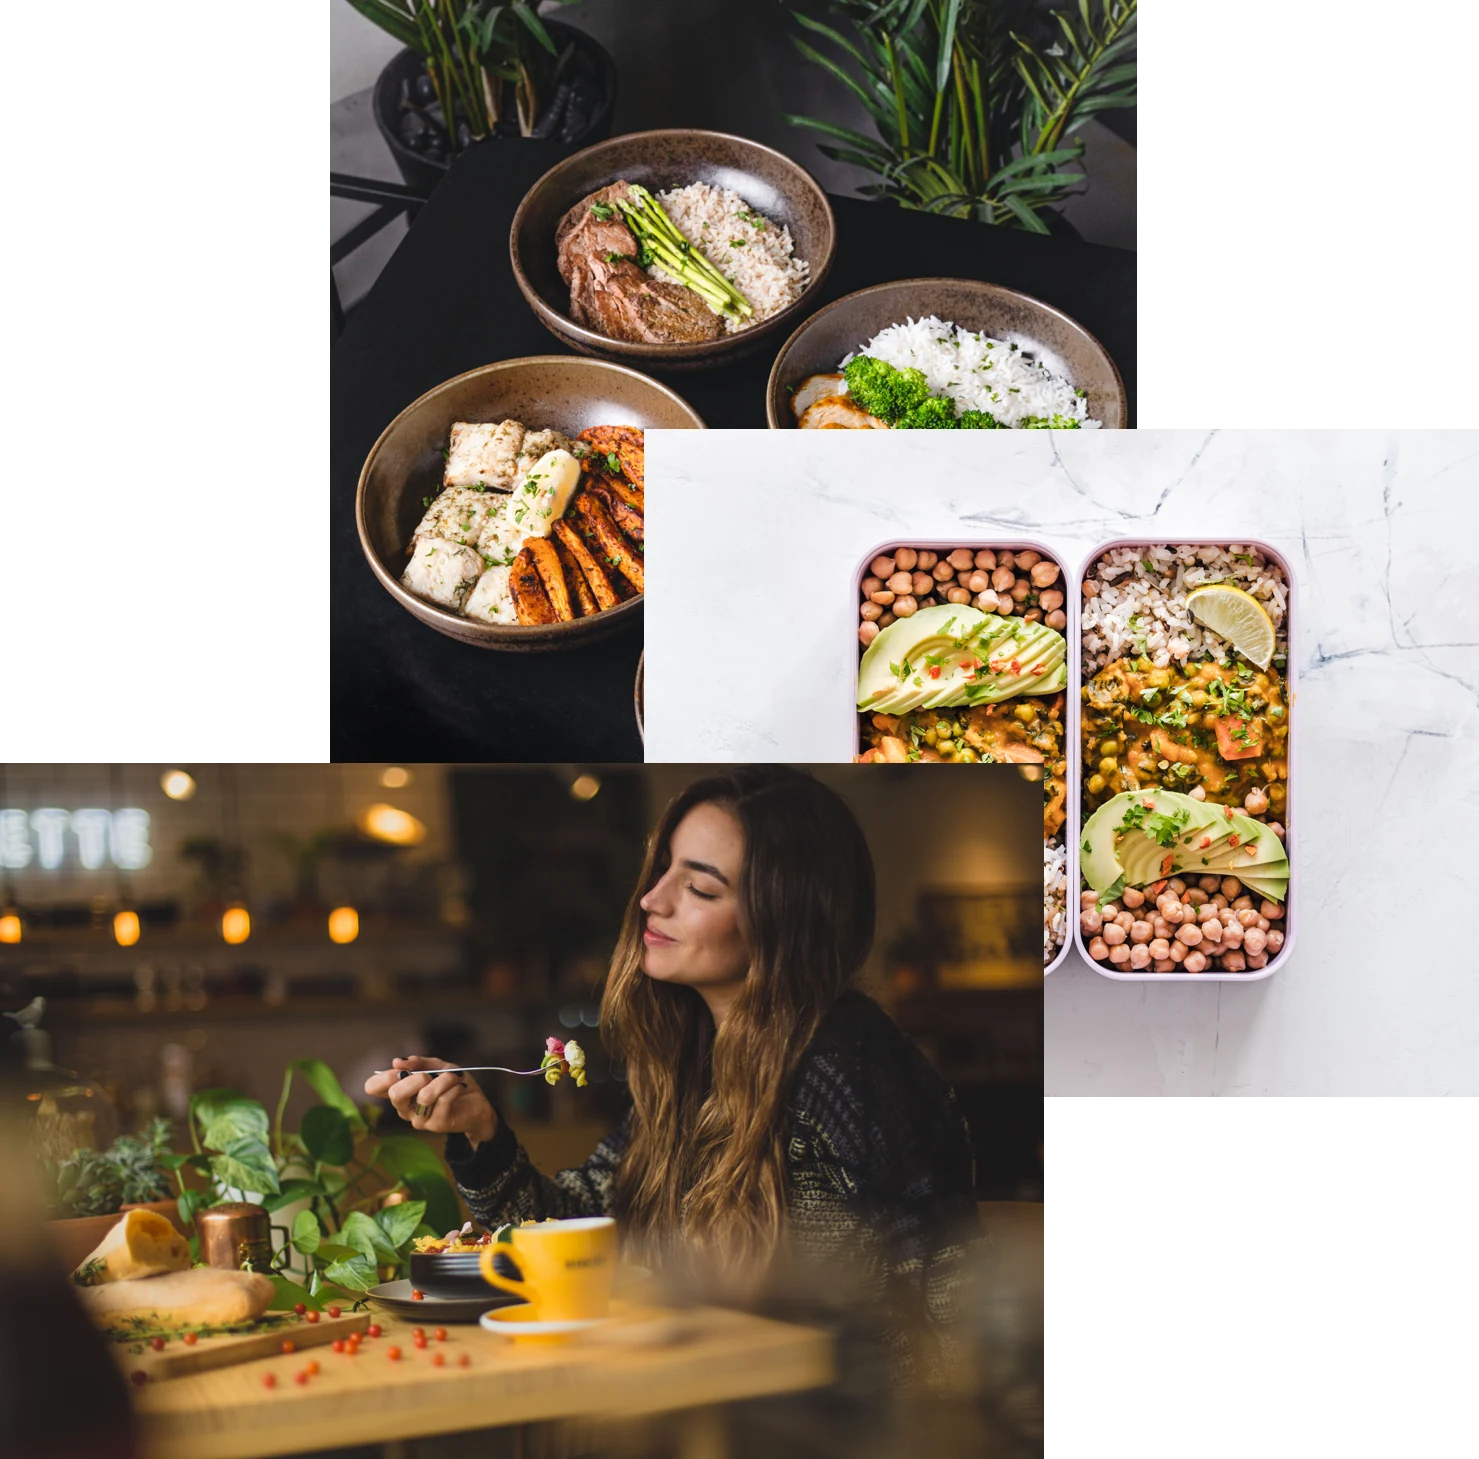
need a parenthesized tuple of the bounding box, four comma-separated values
(73, 1208, 191, 1286)
(78, 1267, 275, 1331)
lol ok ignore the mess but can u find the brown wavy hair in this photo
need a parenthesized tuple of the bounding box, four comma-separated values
(600, 767, 876, 1280)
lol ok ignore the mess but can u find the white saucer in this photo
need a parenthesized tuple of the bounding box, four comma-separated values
(479, 1303, 627, 1341)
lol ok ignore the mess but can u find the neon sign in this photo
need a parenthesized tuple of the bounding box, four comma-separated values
(0, 809, 152, 871)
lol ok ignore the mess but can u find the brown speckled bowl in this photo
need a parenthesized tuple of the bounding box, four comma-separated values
(357, 357, 703, 652)
(511, 129, 836, 371)
(765, 278, 1127, 428)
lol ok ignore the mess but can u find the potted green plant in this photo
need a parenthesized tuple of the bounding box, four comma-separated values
(343, 1, 618, 194)
(783, 0, 1135, 232)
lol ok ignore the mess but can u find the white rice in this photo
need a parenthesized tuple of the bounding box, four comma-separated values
(840, 316, 1099, 428)
(1043, 837, 1068, 966)
(648, 183, 809, 334)
(1081, 544, 1289, 675)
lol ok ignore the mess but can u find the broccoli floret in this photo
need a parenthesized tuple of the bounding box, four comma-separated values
(956, 409, 1005, 429)
(1018, 413, 1082, 429)
(842, 355, 932, 424)
(894, 396, 960, 430)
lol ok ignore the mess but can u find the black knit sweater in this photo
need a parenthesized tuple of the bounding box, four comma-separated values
(444, 992, 980, 1378)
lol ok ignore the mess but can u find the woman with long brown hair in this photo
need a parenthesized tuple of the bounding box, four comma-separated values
(365, 767, 979, 1373)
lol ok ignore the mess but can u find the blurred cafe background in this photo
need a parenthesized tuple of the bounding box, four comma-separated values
(1, 762, 1042, 1459)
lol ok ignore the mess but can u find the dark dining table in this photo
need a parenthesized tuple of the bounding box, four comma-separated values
(331, 140, 1135, 763)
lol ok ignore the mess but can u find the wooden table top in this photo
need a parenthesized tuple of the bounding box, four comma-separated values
(131, 1304, 834, 1459)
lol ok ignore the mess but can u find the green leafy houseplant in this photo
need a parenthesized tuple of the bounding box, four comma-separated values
(784, 0, 1136, 232)
(164, 1059, 460, 1309)
(46, 1118, 174, 1217)
(344, 0, 589, 138)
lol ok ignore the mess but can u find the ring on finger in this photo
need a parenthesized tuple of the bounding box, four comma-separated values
(414, 1103, 430, 1117)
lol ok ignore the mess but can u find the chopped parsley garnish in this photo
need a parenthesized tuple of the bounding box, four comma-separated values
(589, 201, 616, 221)
(605, 452, 622, 474)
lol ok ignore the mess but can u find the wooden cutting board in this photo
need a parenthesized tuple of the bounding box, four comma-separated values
(109, 1310, 370, 1383)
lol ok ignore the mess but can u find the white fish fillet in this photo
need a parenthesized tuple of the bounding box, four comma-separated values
(401, 537, 483, 610)
(444, 420, 525, 490)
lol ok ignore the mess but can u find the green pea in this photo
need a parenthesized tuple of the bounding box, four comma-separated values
(1014, 704, 1035, 725)
(1099, 756, 1118, 776)
(1087, 773, 1106, 794)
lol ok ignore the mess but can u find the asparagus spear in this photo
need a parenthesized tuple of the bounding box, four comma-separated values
(615, 184, 753, 320)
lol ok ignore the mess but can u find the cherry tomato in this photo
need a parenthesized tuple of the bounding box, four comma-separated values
(412, 1290, 425, 1300)
(412, 1328, 425, 1340)
(306, 1360, 320, 1376)
(294, 1371, 310, 1386)
(431, 1351, 445, 1367)
(293, 1303, 306, 1316)
(281, 1340, 296, 1355)
(387, 1346, 402, 1361)
(413, 1334, 427, 1350)
(262, 1373, 278, 1390)
(305, 1310, 320, 1324)
(149, 1337, 166, 1352)
(458, 1353, 470, 1368)
(183, 1333, 199, 1346)
(367, 1324, 382, 1338)
(130, 1371, 148, 1387)
(331, 1340, 345, 1354)
(434, 1328, 447, 1342)
(326, 1304, 342, 1319)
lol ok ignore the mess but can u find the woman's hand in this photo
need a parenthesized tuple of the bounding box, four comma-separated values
(363, 1057, 498, 1148)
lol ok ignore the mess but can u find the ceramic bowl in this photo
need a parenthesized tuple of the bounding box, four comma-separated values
(510, 129, 836, 371)
(764, 278, 1127, 428)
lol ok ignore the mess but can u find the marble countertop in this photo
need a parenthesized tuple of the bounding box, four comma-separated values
(645, 429, 1478, 1095)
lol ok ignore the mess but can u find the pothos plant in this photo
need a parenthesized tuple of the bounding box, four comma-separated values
(163, 1059, 460, 1310)
(783, 0, 1136, 232)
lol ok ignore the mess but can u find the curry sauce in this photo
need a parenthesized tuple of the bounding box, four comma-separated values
(1081, 659, 1288, 813)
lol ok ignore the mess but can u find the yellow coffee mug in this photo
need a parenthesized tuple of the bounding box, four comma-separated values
(479, 1217, 617, 1321)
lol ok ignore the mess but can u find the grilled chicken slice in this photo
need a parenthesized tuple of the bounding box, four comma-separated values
(578, 425, 645, 491)
(553, 519, 620, 611)
(526, 537, 574, 622)
(509, 548, 558, 626)
(573, 491, 643, 594)
(798, 395, 889, 429)
(790, 373, 846, 419)
(556, 537, 598, 617)
(591, 482, 644, 543)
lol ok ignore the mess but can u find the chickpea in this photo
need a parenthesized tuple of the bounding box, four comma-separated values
(1153, 959, 1176, 973)
(991, 566, 1015, 592)
(1080, 890, 1100, 908)
(878, 611, 895, 628)
(972, 549, 994, 570)
(870, 555, 895, 578)
(1108, 943, 1131, 964)
(1233, 895, 1254, 911)
(1167, 878, 1187, 895)
(1039, 589, 1065, 611)
(1121, 887, 1145, 909)
(859, 622, 879, 647)
(1197, 903, 1220, 924)
(1175, 924, 1203, 947)
(1201, 919, 1223, 944)
(915, 550, 938, 570)
(1101, 922, 1127, 946)
(1024, 608, 1044, 622)
(893, 595, 918, 618)
(883, 573, 909, 596)
(946, 586, 972, 605)
(861, 576, 882, 596)
(1260, 900, 1284, 920)
(1267, 822, 1286, 840)
(1086, 773, 1106, 794)
(1221, 919, 1244, 947)
(1182, 951, 1208, 974)
(1236, 909, 1258, 928)
(894, 547, 918, 571)
(973, 591, 996, 612)
(1243, 927, 1267, 956)
(1185, 888, 1209, 906)
(1220, 877, 1242, 899)
(1030, 560, 1061, 588)
(1255, 916, 1270, 932)
(1045, 609, 1067, 630)
(1152, 918, 1172, 940)
(998, 550, 1015, 569)
(1129, 920, 1153, 944)
(947, 547, 974, 571)
(1219, 949, 1247, 972)
(1197, 875, 1220, 894)
(1162, 901, 1185, 925)
(1014, 549, 1040, 570)
(1006, 577, 1028, 603)
(860, 601, 882, 622)
(1129, 943, 1152, 969)
(993, 593, 1015, 615)
(1114, 911, 1134, 932)
(1245, 950, 1269, 970)
(1244, 787, 1269, 816)
(869, 588, 895, 606)
(1188, 784, 1207, 801)
(1168, 940, 1187, 963)
(1081, 909, 1104, 934)
(929, 560, 952, 583)
(1082, 578, 1099, 597)
(1265, 929, 1285, 954)
(1211, 894, 1229, 911)
(1087, 936, 1109, 961)
(1148, 937, 1171, 960)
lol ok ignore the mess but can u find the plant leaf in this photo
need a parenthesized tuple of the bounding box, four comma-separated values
(323, 1254, 380, 1293)
(341, 1210, 397, 1264)
(374, 1199, 428, 1253)
(210, 1137, 281, 1196)
(269, 1273, 327, 1312)
(287, 1059, 366, 1135)
(375, 1138, 462, 1234)
(300, 1105, 354, 1167)
(935, 0, 963, 94)
(510, 2, 556, 54)
(261, 1177, 327, 1213)
(312, 1243, 365, 1264)
(290, 1208, 322, 1256)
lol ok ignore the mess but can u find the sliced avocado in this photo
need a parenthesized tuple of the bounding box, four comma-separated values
(856, 605, 992, 712)
(962, 618, 1067, 702)
(1236, 868, 1289, 902)
(1118, 792, 1223, 888)
(1197, 814, 1288, 875)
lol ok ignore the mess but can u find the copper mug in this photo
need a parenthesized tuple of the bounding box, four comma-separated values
(197, 1202, 286, 1273)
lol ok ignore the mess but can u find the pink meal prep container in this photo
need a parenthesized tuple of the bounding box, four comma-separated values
(1071, 537, 1297, 983)
(849, 537, 1078, 977)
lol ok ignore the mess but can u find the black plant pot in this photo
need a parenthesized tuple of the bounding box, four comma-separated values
(373, 23, 618, 197)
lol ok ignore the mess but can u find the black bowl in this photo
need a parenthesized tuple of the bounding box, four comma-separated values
(409, 1248, 522, 1298)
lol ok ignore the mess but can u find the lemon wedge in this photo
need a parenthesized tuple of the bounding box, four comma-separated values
(1185, 584, 1276, 668)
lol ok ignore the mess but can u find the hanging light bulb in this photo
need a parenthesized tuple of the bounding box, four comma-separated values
(113, 909, 141, 947)
(358, 803, 425, 846)
(0, 909, 21, 944)
(380, 766, 412, 789)
(327, 906, 359, 944)
(160, 769, 196, 801)
(221, 904, 251, 945)
(569, 774, 601, 802)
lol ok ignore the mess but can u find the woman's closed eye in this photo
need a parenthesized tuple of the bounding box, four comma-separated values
(686, 882, 719, 901)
